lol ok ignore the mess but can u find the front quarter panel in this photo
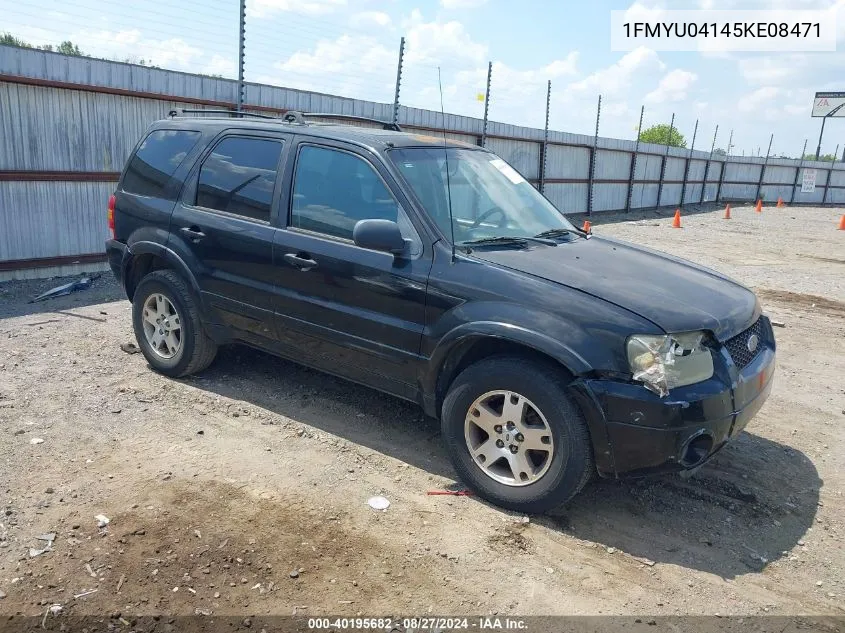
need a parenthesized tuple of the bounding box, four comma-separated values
(422, 242, 661, 389)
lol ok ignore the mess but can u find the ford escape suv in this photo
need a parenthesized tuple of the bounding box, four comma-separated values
(106, 110, 776, 513)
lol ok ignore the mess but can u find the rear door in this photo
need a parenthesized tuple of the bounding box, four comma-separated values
(270, 138, 433, 397)
(170, 130, 291, 344)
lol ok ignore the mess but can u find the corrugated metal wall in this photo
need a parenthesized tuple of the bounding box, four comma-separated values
(2, 44, 844, 278)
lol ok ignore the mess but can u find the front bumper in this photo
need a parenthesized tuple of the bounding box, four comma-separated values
(575, 317, 777, 478)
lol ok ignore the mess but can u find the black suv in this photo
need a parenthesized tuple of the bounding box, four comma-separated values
(106, 111, 776, 513)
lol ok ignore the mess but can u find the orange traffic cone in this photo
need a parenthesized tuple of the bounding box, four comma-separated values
(838, 214, 845, 230)
(755, 199, 763, 213)
(582, 220, 592, 233)
(776, 197, 784, 208)
(723, 204, 731, 219)
(672, 209, 682, 228)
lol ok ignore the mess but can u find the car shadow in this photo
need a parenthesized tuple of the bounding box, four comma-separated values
(187, 344, 819, 580)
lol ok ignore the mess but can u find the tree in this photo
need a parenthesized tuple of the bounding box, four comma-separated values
(56, 41, 83, 56)
(711, 147, 727, 157)
(0, 32, 84, 56)
(803, 153, 838, 162)
(1, 32, 29, 47)
(638, 123, 687, 148)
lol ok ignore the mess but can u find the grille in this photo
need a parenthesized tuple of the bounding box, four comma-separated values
(724, 317, 764, 369)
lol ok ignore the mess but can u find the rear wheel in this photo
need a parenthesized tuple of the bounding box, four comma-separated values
(441, 356, 593, 513)
(132, 270, 217, 377)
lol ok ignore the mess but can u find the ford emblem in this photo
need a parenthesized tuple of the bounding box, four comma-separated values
(746, 334, 759, 353)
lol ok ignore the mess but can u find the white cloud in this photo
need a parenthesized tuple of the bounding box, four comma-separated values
(403, 10, 488, 65)
(567, 47, 664, 97)
(440, 0, 489, 8)
(248, 0, 345, 18)
(350, 11, 392, 28)
(644, 69, 697, 104)
(738, 86, 781, 114)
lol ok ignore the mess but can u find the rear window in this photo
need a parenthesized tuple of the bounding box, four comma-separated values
(121, 129, 201, 199)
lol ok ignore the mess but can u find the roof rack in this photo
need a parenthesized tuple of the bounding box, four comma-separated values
(302, 113, 403, 132)
(168, 108, 279, 120)
(166, 108, 403, 132)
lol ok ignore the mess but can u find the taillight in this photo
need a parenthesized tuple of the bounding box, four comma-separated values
(107, 194, 116, 239)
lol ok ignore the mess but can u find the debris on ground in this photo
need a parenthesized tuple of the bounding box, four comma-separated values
(73, 589, 98, 599)
(28, 533, 56, 558)
(95, 514, 110, 528)
(30, 275, 99, 303)
(426, 490, 473, 496)
(367, 496, 390, 511)
(29, 438, 44, 445)
(0, 590, 6, 599)
(120, 342, 140, 354)
(771, 320, 786, 328)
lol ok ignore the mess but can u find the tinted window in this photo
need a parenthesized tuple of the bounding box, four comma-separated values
(196, 137, 283, 222)
(122, 129, 201, 199)
(291, 145, 399, 239)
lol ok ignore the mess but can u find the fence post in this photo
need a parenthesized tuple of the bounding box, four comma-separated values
(755, 133, 773, 203)
(656, 113, 674, 209)
(237, 0, 246, 112)
(716, 129, 732, 203)
(540, 80, 551, 194)
(626, 105, 644, 213)
(587, 95, 601, 216)
(701, 125, 718, 204)
(680, 119, 698, 208)
(790, 139, 807, 204)
(392, 37, 405, 126)
(481, 61, 492, 147)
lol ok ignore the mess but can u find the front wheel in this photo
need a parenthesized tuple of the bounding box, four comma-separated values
(441, 356, 593, 513)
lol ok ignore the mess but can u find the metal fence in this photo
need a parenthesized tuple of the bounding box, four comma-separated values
(1, 44, 844, 279)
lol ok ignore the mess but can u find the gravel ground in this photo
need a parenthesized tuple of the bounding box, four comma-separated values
(0, 204, 843, 623)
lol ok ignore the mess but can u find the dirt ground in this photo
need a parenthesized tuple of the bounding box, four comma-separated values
(0, 204, 843, 623)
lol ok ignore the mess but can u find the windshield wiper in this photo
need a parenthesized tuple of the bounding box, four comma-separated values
(459, 235, 557, 248)
(534, 228, 580, 240)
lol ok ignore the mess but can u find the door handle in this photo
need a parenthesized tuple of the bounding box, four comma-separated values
(283, 253, 318, 270)
(180, 226, 206, 242)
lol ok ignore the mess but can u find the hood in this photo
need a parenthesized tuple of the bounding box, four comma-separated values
(468, 235, 758, 341)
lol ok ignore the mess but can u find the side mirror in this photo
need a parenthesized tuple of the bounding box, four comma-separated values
(353, 219, 406, 254)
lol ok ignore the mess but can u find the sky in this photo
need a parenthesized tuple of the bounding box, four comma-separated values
(2, 0, 845, 158)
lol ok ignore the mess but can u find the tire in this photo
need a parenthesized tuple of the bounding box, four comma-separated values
(441, 356, 593, 513)
(131, 270, 217, 377)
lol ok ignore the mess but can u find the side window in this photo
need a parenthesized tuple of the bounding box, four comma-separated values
(196, 137, 283, 222)
(121, 129, 201, 199)
(291, 145, 402, 240)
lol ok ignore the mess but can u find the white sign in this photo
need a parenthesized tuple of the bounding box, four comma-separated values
(812, 92, 845, 117)
(801, 169, 817, 193)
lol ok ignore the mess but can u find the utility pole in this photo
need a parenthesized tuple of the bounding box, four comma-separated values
(626, 105, 645, 212)
(657, 112, 674, 208)
(680, 119, 698, 208)
(237, 0, 246, 112)
(391, 37, 405, 126)
(540, 80, 551, 193)
(587, 95, 601, 215)
(700, 124, 718, 203)
(481, 61, 492, 147)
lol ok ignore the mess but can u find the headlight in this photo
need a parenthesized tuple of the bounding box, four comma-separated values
(626, 332, 714, 397)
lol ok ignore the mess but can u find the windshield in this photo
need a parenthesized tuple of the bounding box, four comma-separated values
(389, 147, 576, 244)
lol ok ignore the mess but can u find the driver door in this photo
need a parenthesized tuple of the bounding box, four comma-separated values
(270, 138, 433, 399)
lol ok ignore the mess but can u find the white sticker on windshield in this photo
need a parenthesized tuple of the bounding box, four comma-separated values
(489, 158, 526, 185)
